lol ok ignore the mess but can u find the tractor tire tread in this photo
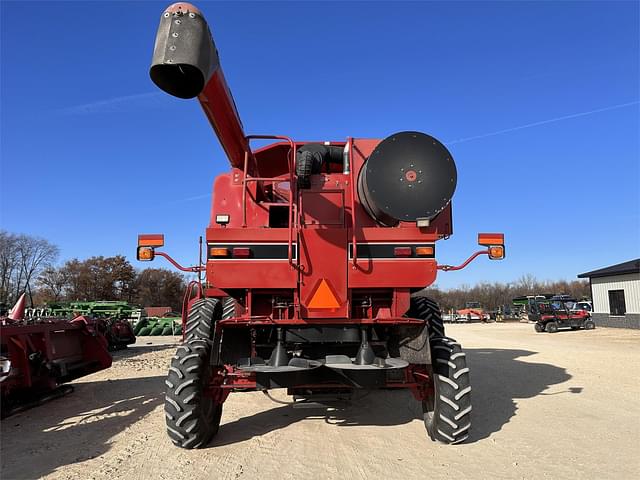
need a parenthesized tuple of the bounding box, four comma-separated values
(222, 297, 236, 320)
(424, 336, 472, 444)
(165, 298, 222, 449)
(408, 296, 446, 337)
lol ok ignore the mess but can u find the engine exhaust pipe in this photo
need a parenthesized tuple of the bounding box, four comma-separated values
(150, 3, 248, 169)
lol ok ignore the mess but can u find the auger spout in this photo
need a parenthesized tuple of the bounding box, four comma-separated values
(150, 2, 248, 169)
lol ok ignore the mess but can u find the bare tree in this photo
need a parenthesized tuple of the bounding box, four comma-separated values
(37, 266, 69, 302)
(16, 235, 59, 304)
(516, 273, 538, 292)
(0, 231, 58, 306)
(0, 231, 19, 306)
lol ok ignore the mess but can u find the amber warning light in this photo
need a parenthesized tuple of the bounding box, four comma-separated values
(137, 234, 164, 262)
(477, 233, 505, 260)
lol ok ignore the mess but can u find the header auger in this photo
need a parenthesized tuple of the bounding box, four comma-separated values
(139, 2, 505, 449)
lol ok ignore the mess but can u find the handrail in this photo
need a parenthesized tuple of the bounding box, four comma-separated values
(245, 135, 298, 267)
(347, 137, 358, 268)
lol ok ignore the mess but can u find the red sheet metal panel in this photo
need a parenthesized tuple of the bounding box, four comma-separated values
(207, 261, 297, 289)
(302, 191, 344, 226)
(299, 229, 348, 319)
(349, 259, 437, 288)
(206, 227, 290, 242)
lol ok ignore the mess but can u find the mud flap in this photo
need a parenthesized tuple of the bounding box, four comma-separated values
(392, 324, 432, 364)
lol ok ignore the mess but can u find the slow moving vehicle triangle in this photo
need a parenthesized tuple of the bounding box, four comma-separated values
(307, 279, 341, 309)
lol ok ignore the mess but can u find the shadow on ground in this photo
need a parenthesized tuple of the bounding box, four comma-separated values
(111, 342, 180, 360)
(212, 347, 572, 447)
(0, 375, 165, 480)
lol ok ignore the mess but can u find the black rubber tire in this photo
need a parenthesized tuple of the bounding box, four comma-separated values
(545, 321, 559, 333)
(221, 297, 236, 320)
(184, 298, 221, 342)
(423, 336, 472, 444)
(165, 298, 222, 449)
(534, 323, 544, 333)
(584, 319, 595, 330)
(408, 296, 445, 338)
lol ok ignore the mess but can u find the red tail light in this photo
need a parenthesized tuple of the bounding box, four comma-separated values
(232, 247, 251, 258)
(394, 247, 412, 257)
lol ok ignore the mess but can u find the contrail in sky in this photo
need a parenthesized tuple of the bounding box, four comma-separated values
(446, 100, 639, 145)
(57, 92, 164, 115)
(171, 193, 212, 204)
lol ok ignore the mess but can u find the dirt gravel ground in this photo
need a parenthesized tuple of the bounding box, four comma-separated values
(2, 322, 639, 480)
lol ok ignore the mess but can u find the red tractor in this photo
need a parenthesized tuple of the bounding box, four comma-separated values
(139, 2, 505, 448)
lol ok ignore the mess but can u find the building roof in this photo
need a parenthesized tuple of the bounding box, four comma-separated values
(578, 259, 640, 279)
(144, 306, 173, 317)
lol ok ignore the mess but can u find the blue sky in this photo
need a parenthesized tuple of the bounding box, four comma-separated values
(1, 1, 638, 289)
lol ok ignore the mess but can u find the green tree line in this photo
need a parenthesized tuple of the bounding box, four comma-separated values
(422, 273, 590, 313)
(1, 231, 186, 312)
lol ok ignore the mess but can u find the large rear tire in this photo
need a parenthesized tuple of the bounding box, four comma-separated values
(423, 336, 472, 444)
(221, 296, 236, 320)
(410, 298, 471, 444)
(165, 298, 222, 449)
(408, 296, 445, 338)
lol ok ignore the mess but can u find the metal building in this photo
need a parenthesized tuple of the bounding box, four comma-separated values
(578, 259, 640, 329)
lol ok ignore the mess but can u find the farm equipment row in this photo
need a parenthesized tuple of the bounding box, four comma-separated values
(25, 300, 137, 350)
(136, 2, 505, 449)
(26, 299, 183, 339)
(26, 300, 142, 321)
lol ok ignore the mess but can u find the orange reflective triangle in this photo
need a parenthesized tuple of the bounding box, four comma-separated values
(307, 279, 341, 309)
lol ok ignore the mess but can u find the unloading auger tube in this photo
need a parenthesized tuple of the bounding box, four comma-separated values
(142, 1, 506, 451)
(150, 2, 248, 169)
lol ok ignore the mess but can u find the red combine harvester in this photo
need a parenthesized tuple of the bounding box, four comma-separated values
(0, 295, 112, 417)
(139, 2, 505, 448)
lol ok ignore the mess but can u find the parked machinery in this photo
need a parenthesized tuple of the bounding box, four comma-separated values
(138, 2, 505, 448)
(0, 295, 112, 417)
(533, 300, 595, 333)
(134, 315, 181, 336)
(26, 301, 137, 350)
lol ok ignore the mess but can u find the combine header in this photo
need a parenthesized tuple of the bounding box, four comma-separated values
(139, 2, 505, 448)
(0, 295, 112, 417)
